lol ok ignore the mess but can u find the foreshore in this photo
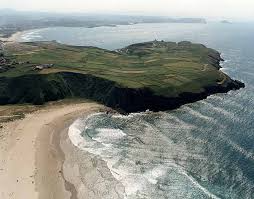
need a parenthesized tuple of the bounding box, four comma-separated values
(0, 101, 124, 199)
(0, 31, 24, 42)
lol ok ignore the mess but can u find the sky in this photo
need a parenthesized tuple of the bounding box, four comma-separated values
(1, 0, 254, 20)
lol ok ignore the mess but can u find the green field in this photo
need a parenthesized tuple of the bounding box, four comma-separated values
(1, 41, 228, 98)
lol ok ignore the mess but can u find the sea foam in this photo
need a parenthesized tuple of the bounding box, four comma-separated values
(68, 112, 222, 199)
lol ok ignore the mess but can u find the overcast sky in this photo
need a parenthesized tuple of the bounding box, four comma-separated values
(1, 0, 254, 20)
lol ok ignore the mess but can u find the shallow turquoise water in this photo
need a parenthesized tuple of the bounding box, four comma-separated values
(21, 22, 254, 198)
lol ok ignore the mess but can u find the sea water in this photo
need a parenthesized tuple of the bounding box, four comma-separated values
(20, 22, 254, 198)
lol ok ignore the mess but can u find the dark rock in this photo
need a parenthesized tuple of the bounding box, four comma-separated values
(0, 72, 244, 113)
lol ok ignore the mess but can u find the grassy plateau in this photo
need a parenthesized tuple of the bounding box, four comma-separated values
(0, 40, 244, 112)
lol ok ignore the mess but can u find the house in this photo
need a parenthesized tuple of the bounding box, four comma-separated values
(33, 64, 54, 70)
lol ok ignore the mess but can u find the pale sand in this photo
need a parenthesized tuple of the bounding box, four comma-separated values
(0, 102, 124, 199)
(0, 31, 24, 42)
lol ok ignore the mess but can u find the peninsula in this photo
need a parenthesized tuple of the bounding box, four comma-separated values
(0, 40, 244, 113)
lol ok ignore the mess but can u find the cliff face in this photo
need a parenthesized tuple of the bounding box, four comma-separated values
(0, 72, 244, 113)
(105, 80, 244, 113)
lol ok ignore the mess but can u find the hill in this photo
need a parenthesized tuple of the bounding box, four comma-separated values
(0, 41, 244, 112)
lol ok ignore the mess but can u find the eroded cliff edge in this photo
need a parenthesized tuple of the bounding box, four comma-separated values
(0, 71, 244, 113)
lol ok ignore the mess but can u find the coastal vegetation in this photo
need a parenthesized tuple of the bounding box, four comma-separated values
(0, 41, 244, 112)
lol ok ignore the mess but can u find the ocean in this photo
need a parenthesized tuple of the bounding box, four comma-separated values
(19, 22, 254, 198)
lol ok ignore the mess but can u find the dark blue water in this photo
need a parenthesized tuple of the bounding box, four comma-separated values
(22, 23, 254, 198)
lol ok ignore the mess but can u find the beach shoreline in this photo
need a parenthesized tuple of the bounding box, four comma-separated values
(0, 31, 24, 42)
(60, 117, 125, 199)
(0, 101, 122, 199)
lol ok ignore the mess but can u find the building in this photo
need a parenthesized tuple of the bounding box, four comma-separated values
(34, 64, 54, 70)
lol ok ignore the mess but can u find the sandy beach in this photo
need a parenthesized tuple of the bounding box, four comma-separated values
(9, 32, 24, 42)
(0, 31, 24, 42)
(0, 102, 124, 199)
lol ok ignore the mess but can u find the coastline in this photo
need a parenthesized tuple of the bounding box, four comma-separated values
(60, 117, 125, 199)
(0, 31, 24, 42)
(0, 101, 122, 199)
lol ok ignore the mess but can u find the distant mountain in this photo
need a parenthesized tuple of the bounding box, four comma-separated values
(0, 8, 18, 15)
(0, 9, 206, 37)
(0, 9, 206, 26)
(221, 20, 232, 24)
